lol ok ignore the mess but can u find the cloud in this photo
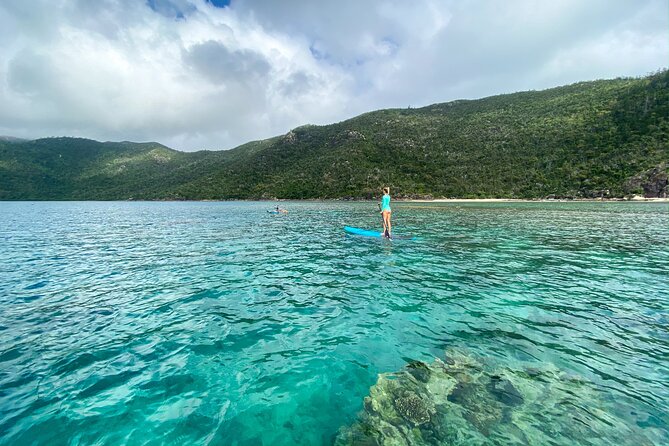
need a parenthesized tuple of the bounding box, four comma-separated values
(0, 0, 352, 149)
(183, 40, 271, 84)
(0, 0, 666, 150)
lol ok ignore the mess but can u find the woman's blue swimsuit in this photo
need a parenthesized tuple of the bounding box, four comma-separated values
(381, 194, 391, 212)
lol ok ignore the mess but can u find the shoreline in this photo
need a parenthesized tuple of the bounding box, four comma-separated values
(398, 197, 669, 203)
(1, 197, 667, 203)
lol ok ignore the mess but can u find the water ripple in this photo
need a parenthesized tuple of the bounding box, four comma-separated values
(0, 201, 667, 445)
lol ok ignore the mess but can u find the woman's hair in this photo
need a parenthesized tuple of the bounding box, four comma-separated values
(383, 187, 390, 194)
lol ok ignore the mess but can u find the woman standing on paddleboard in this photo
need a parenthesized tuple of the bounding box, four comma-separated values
(381, 187, 392, 238)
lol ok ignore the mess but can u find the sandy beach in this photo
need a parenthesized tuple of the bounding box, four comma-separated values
(400, 197, 669, 203)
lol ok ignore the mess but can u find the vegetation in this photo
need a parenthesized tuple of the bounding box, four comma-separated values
(1, 70, 667, 200)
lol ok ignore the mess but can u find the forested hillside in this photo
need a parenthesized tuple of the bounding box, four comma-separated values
(1, 70, 667, 200)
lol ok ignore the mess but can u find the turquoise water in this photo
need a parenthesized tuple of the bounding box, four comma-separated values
(0, 201, 667, 445)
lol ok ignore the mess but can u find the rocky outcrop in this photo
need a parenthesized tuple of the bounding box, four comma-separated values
(345, 130, 366, 140)
(282, 130, 298, 144)
(623, 163, 668, 198)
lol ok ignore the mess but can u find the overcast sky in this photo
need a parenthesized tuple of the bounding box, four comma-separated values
(0, 0, 667, 151)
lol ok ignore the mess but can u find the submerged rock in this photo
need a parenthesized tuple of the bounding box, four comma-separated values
(335, 349, 656, 446)
(406, 361, 431, 383)
(446, 380, 503, 436)
(487, 374, 523, 407)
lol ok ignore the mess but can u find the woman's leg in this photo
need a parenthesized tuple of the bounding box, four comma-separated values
(386, 212, 392, 237)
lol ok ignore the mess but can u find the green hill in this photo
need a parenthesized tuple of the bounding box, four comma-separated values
(1, 70, 667, 200)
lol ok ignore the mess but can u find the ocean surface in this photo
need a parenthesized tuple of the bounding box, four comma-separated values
(0, 201, 667, 445)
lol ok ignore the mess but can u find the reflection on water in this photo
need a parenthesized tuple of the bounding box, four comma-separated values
(0, 201, 667, 445)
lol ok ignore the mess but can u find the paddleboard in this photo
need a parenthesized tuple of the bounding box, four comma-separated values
(344, 226, 383, 237)
(344, 226, 415, 240)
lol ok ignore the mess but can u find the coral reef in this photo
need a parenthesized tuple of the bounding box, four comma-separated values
(335, 350, 653, 446)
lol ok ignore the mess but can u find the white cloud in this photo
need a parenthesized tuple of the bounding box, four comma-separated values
(0, 0, 352, 149)
(0, 0, 666, 150)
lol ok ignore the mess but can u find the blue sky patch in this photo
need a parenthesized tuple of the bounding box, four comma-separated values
(207, 0, 231, 7)
(146, 0, 196, 19)
(309, 44, 328, 61)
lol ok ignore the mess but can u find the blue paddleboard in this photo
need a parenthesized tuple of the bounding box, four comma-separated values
(344, 226, 415, 240)
(344, 226, 383, 237)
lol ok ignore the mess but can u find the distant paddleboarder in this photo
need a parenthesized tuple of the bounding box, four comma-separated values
(380, 187, 392, 238)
